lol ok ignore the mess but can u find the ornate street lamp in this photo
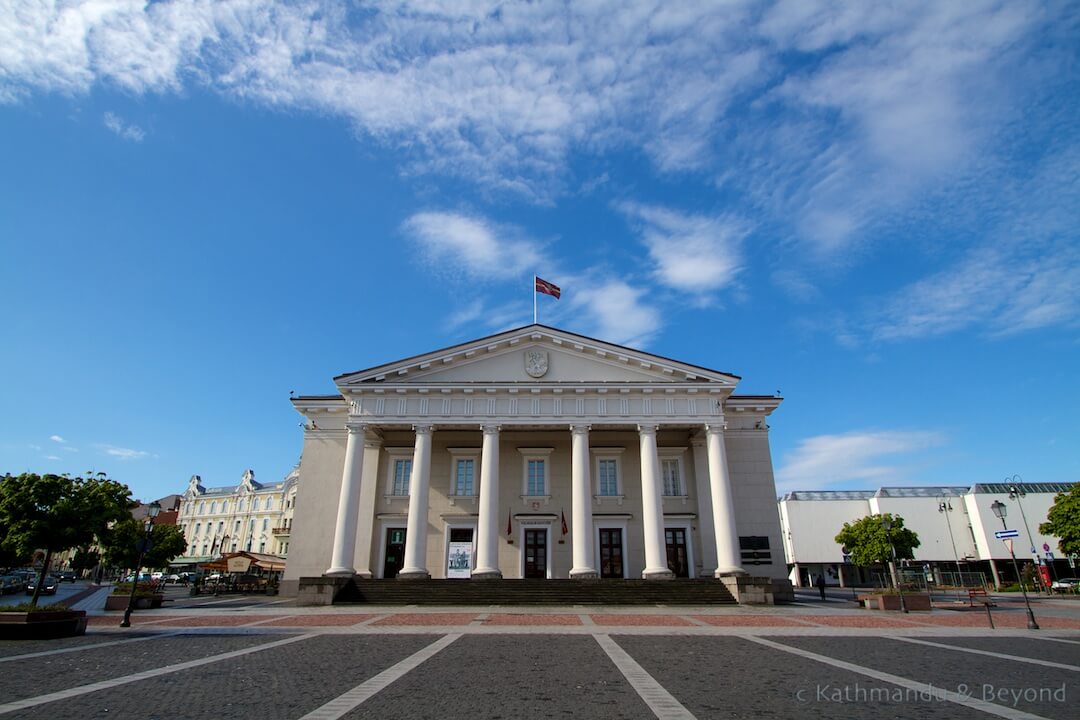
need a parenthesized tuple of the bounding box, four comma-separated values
(120, 501, 161, 628)
(880, 515, 908, 614)
(991, 500, 1039, 630)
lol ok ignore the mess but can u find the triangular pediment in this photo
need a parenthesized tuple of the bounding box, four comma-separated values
(334, 325, 739, 389)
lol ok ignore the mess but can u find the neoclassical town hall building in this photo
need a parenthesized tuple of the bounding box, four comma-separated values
(281, 325, 789, 602)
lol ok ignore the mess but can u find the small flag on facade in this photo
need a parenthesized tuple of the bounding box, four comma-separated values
(506, 508, 513, 540)
(561, 509, 568, 536)
(535, 276, 561, 299)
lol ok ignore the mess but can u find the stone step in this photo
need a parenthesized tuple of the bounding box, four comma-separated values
(333, 578, 736, 605)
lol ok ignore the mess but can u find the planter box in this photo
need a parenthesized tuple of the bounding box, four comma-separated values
(858, 593, 932, 611)
(0, 611, 88, 640)
(105, 593, 164, 611)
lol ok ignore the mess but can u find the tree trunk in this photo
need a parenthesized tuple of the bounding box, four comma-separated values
(30, 549, 53, 607)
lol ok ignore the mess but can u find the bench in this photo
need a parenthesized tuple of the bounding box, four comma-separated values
(967, 588, 995, 606)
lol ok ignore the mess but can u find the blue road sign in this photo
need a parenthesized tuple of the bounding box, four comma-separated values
(994, 529, 1020, 539)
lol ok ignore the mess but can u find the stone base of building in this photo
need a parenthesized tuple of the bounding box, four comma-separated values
(641, 568, 675, 580)
(396, 570, 432, 580)
(718, 574, 776, 604)
(295, 576, 352, 605)
(471, 569, 503, 580)
(770, 578, 795, 603)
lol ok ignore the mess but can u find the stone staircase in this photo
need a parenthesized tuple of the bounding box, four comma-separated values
(332, 578, 737, 605)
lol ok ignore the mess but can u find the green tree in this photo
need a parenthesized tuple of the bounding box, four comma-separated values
(0, 472, 133, 605)
(1039, 484, 1080, 557)
(70, 547, 100, 575)
(835, 513, 920, 571)
(101, 519, 187, 572)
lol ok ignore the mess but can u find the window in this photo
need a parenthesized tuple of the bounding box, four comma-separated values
(662, 459, 682, 496)
(239, 499, 245, 512)
(527, 460, 545, 495)
(235, 520, 241, 533)
(198, 502, 205, 515)
(194, 522, 201, 537)
(455, 459, 475, 496)
(249, 519, 255, 533)
(262, 518, 268, 531)
(218, 521, 224, 534)
(222, 501, 228, 513)
(210, 501, 216, 514)
(392, 458, 412, 496)
(598, 459, 618, 496)
(518, 448, 554, 499)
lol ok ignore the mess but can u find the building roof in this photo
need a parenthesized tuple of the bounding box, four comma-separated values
(875, 486, 969, 498)
(781, 490, 876, 501)
(972, 482, 1076, 495)
(332, 323, 743, 385)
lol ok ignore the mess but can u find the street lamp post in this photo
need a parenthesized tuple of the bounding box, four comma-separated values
(880, 516, 908, 614)
(991, 500, 1039, 630)
(120, 501, 161, 628)
(938, 499, 965, 599)
(1006, 477, 1045, 594)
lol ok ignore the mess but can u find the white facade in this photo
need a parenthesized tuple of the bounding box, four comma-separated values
(282, 325, 788, 594)
(780, 482, 1077, 587)
(175, 467, 300, 564)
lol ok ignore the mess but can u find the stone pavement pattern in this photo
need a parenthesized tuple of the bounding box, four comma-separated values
(1, 597, 1077, 719)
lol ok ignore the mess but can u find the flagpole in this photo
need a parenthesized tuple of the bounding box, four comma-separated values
(533, 275, 537, 324)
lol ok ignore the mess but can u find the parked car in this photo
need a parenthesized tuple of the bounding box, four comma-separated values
(56, 570, 77, 583)
(1051, 577, 1079, 593)
(0, 575, 23, 594)
(151, 571, 164, 581)
(25, 576, 58, 595)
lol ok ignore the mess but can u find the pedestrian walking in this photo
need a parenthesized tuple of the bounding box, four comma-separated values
(815, 573, 826, 601)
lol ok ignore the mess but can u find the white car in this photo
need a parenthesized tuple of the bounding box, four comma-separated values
(1051, 577, 1079, 593)
(150, 571, 165, 581)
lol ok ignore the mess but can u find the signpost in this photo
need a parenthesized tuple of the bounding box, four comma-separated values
(994, 529, 1019, 539)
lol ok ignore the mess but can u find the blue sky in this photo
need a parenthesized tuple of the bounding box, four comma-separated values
(1, 1, 1077, 503)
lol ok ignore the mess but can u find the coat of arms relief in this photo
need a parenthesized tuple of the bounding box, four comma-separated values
(524, 349, 549, 378)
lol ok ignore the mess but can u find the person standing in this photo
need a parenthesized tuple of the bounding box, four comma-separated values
(815, 573, 827, 601)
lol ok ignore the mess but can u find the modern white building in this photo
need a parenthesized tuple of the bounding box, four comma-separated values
(173, 466, 300, 566)
(779, 482, 1077, 589)
(281, 324, 790, 603)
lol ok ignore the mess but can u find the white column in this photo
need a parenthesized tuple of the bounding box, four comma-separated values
(706, 423, 745, 576)
(691, 436, 718, 575)
(639, 424, 673, 579)
(399, 424, 433, 579)
(473, 424, 502, 579)
(325, 422, 367, 576)
(570, 424, 598, 578)
(352, 433, 383, 578)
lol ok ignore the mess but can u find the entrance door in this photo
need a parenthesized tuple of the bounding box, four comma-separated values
(383, 528, 406, 579)
(524, 529, 547, 578)
(599, 528, 624, 579)
(665, 528, 689, 578)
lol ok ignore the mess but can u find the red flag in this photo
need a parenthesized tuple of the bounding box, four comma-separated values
(561, 509, 568, 536)
(506, 508, 512, 538)
(535, 276, 561, 299)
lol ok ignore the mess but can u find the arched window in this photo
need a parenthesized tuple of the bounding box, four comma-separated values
(210, 501, 216, 514)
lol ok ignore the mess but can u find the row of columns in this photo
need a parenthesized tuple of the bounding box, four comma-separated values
(325, 422, 745, 580)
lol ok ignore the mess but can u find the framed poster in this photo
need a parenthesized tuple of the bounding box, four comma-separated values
(447, 541, 473, 578)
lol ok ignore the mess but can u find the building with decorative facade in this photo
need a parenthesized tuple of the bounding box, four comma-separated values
(173, 466, 300, 567)
(282, 324, 790, 603)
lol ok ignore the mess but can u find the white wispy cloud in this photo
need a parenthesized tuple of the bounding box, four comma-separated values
(45, 455, 61, 461)
(618, 202, 748, 295)
(103, 111, 145, 142)
(98, 444, 152, 460)
(1, 0, 1063, 240)
(775, 430, 946, 493)
(402, 211, 546, 280)
(567, 279, 661, 347)
(49, 435, 65, 443)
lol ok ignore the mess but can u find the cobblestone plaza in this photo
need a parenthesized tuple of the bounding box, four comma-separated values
(2, 587, 1077, 719)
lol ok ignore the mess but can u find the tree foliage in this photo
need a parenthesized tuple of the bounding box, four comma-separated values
(1039, 484, 1080, 557)
(71, 548, 100, 573)
(101, 519, 187, 571)
(834, 513, 920, 567)
(0, 472, 133, 605)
